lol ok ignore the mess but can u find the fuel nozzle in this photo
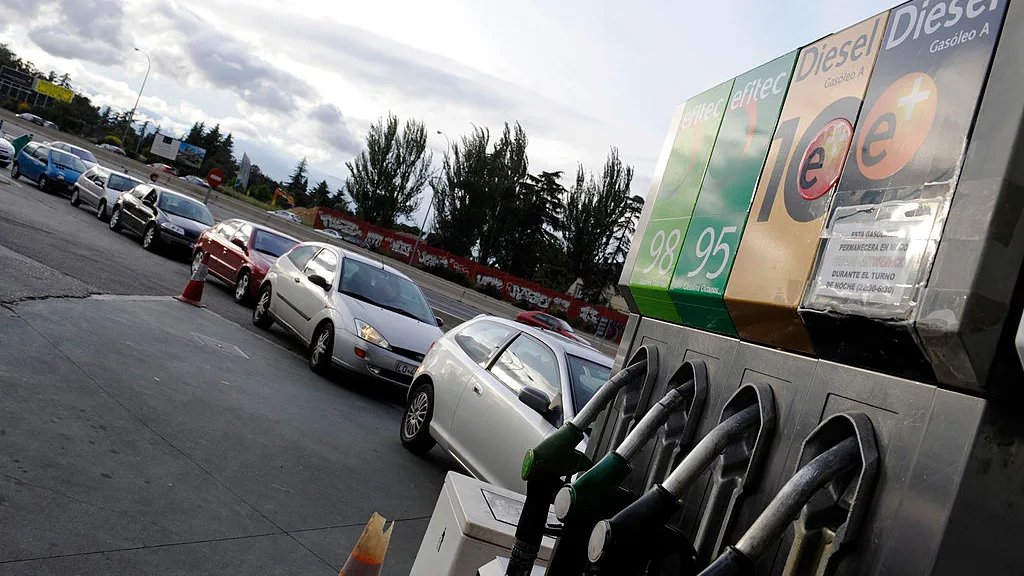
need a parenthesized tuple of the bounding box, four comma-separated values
(506, 346, 658, 576)
(587, 384, 774, 574)
(698, 412, 878, 576)
(544, 361, 707, 575)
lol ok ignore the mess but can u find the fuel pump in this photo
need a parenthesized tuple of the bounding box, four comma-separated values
(505, 346, 659, 576)
(587, 384, 775, 575)
(698, 412, 877, 576)
(545, 360, 708, 575)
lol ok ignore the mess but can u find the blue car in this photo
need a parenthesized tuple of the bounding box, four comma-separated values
(10, 142, 88, 195)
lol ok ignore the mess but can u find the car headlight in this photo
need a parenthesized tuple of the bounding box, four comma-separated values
(161, 222, 186, 235)
(354, 319, 390, 350)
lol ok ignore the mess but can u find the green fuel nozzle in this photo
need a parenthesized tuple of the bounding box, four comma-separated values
(506, 353, 654, 576)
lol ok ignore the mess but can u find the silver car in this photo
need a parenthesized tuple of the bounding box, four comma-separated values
(70, 166, 144, 220)
(0, 137, 14, 167)
(399, 316, 613, 491)
(252, 242, 445, 385)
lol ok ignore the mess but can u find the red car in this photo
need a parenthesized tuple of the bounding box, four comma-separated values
(192, 219, 300, 304)
(515, 310, 588, 344)
(148, 162, 177, 175)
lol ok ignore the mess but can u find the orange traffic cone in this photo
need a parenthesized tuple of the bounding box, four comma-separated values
(339, 512, 393, 576)
(175, 251, 209, 307)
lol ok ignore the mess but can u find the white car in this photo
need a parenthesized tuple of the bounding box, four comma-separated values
(269, 209, 302, 225)
(399, 315, 613, 491)
(252, 242, 445, 385)
(316, 228, 342, 239)
(0, 137, 14, 167)
(70, 166, 144, 220)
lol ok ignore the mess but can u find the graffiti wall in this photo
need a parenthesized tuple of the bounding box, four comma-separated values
(314, 207, 629, 342)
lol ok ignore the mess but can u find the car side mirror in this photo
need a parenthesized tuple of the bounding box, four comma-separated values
(435, 316, 445, 327)
(518, 387, 551, 415)
(230, 237, 247, 251)
(308, 274, 331, 291)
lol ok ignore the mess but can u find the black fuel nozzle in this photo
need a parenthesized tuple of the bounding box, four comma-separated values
(545, 361, 707, 575)
(586, 403, 761, 573)
(699, 412, 878, 576)
(506, 347, 657, 576)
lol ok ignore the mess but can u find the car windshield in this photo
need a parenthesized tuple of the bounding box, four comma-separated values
(50, 150, 86, 173)
(157, 194, 215, 225)
(69, 147, 97, 164)
(108, 173, 142, 192)
(566, 355, 612, 409)
(252, 230, 298, 257)
(339, 259, 434, 324)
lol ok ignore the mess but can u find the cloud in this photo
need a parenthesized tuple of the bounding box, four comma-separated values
(27, 0, 128, 66)
(309, 103, 362, 154)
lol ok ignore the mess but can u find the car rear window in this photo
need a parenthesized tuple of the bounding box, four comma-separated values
(69, 147, 97, 164)
(253, 230, 298, 257)
(108, 173, 142, 192)
(50, 150, 87, 173)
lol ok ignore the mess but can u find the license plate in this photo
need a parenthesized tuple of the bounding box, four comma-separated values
(395, 362, 417, 376)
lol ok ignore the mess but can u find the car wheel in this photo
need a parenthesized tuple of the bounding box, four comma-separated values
(108, 206, 122, 232)
(309, 322, 334, 376)
(70, 187, 81, 207)
(10, 162, 19, 179)
(401, 383, 437, 454)
(252, 284, 274, 329)
(96, 199, 106, 220)
(142, 223, 159, 251)
(233, 270, 252, 305)
(37, 175, 47, 192)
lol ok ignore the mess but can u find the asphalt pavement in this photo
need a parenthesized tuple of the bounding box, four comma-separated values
(0, 170, 458, 573)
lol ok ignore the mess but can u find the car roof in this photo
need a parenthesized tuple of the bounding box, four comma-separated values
(152, 186, 206, 206)
(300, 241, 415, 282)
(220, 218, 301, 243)
(470, 315, 612, 367)
(50, 141, 90, 153)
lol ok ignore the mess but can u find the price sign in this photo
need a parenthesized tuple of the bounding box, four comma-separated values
(668, 51, 797, 335)
(723, 12, 888, 353)
(628, 80, 733, 322)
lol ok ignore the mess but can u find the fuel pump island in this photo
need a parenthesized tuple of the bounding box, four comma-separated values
(413, 0, 1024, 574)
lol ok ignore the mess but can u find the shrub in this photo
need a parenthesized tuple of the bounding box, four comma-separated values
(419, 263, 475, 288)
(476, 283, 504, 300)
(102, 135, 122, 147)
(16, 101, 30, 113)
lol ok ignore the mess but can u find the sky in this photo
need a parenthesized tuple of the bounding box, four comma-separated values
(0, 0, 895, 226)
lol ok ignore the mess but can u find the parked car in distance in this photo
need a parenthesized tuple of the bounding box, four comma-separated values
(180, 174, 210, 188)
(252, 242, 444, 384)
(316, 228, 342, 239)
(193, 219, 300, 304)
(71, 166, 144, 220)
(0, 136, 14, 167)
(148, 162, 177, 175)
(108, 185, 214, 253)
(10, 142, 87, 195)
(97, 143, 126, 155)
(47, 141, 98, 167)
(269, 209, 302, 225)
(515, 310, 589, 344)
(399, 316, 613, 491)
(43, 120, 58, 131)
(16, 112, 44, 125)
(341, 234, 368, 249)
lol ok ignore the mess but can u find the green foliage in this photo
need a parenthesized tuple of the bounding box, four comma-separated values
(102, 135, 122, 147)
(432, 126, 493, 257)
(286, 157, 309, 204)
(310, 179, 331, 207)
(345, 114, 432, 228)
(562, 147, 636, 304)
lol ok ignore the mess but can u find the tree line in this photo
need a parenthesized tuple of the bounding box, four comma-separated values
(342, 114, 643, 304)
(0, 42, 643, 304)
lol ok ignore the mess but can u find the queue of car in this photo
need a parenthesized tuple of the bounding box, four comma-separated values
(10, 132, 617, 492)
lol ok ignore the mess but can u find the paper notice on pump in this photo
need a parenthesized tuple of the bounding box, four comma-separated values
(808, 205, 935, 311)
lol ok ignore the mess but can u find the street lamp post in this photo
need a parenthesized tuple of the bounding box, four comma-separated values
(121, 47, 151, 149)
(409, 130, 451, 265)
